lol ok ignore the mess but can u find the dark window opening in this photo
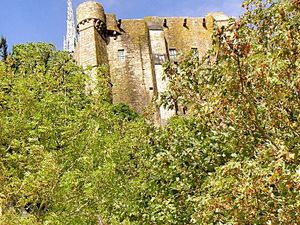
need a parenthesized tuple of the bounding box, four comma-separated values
(169, 49, 177, 60)
(118, 49, 125, 61)
(202, 18, 207, 28)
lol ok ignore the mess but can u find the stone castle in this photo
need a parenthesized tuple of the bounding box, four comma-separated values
(65, 0, 229, 124)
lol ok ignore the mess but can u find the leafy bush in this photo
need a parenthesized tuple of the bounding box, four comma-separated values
(161, 0, 300, 224)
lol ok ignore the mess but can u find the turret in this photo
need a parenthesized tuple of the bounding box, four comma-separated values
(75, 1, 108, 67)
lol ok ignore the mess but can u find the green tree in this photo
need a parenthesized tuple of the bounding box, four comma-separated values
(0, 42, 89, 224)
(161, 0, 300, 224)
(0, 43, 148, 225)
(134, 116, 233, 225)
(0, 36, 8, 61)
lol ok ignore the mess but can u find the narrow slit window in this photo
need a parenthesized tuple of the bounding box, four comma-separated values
(169, 49, 177, 60)
(118, 49, 125, 61)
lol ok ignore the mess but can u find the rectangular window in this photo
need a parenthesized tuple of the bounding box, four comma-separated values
(153, 54, 167, 65)
(169, 49, 177, 60)
(192, 48, 199, 58)
(118, 49, 125, 61)
(158, 55, 165, 62)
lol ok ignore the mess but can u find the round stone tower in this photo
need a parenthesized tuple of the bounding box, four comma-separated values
(75, 1, 108, 67)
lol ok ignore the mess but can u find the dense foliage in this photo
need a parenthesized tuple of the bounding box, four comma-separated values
(161, 0, 300, 223)
(0, 43, 148, 224)
(0, 37, 8, 61)
(0, 0, 299, 224)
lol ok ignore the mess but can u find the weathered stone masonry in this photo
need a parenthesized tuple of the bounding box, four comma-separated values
(74, 1, 229, 124)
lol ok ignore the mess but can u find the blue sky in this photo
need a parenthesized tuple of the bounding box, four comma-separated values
(0, 0, 244, 50)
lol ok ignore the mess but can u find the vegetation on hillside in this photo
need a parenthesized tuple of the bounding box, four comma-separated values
(161, 0, 300, 223)
(0, 0, 299, 224)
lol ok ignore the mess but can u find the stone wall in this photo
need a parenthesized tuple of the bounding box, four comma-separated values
(75, 1, 229, 123)
(106, 19, 155, 115)
(144, 16, 215, 59)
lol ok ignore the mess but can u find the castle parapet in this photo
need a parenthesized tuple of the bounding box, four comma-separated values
(76, 1, 106, 33)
